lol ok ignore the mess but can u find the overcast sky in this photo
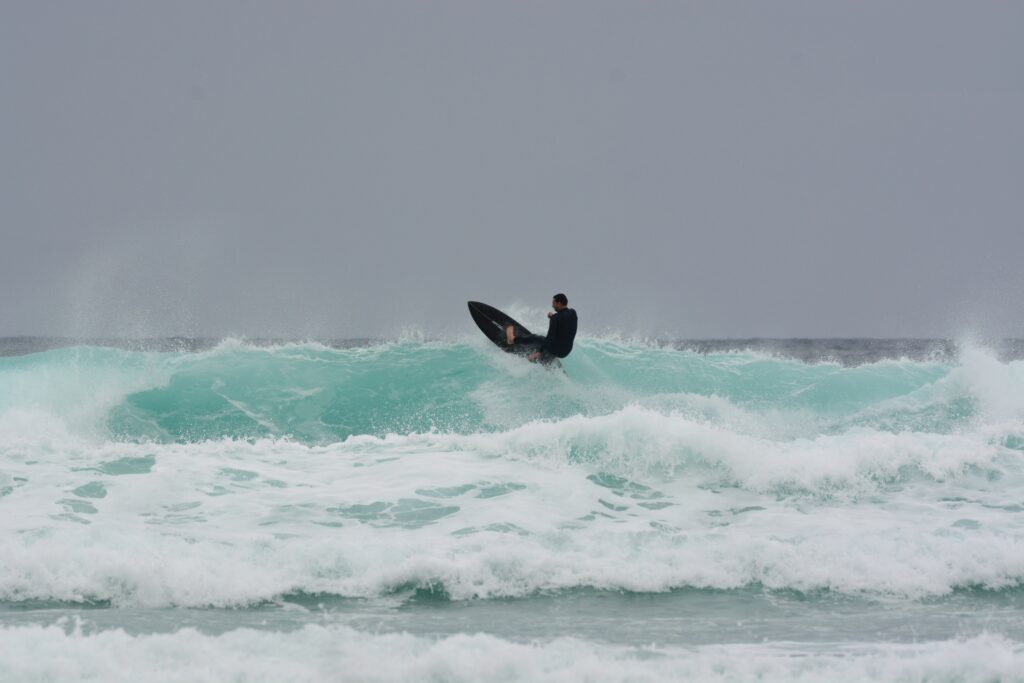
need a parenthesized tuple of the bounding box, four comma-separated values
(2, 1, 1022, 339)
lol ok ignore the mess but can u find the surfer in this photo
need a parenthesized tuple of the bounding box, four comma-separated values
(505, 293, 578, 362)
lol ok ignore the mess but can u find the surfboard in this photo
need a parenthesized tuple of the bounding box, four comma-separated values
(467, 300, 551, 358)
(467, 301, 531, 348)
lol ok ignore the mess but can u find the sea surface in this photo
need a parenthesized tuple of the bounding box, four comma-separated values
(2, 334, 1024, 682)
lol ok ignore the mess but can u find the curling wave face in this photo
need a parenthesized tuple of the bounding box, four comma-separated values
(2, 337, 1024, 609)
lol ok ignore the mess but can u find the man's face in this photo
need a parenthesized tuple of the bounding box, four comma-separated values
(552, 299, 564, 311)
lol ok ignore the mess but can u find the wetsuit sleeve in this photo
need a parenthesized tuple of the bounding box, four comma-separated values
(539, 314, 561, 354)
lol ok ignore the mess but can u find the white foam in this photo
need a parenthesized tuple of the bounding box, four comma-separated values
(450, 405, 1011, 492)
(0, 348, 173, 442)
(954, 344, 1024, 421)
(2, 413, 1023, 606)
(0, 623, 1020, 683)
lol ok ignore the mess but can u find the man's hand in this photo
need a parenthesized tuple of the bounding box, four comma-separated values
(547, 312, 554, 319)
(527, 351, 541, 362)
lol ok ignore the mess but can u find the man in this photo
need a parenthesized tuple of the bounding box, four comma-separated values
(505, 293, 578, 363)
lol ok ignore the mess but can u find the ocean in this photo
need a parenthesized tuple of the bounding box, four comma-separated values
(2, 334, 1023, 682)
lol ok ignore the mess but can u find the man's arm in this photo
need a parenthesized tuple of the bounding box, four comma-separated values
(539, 313, 562, 354)
(529, 314, 561, 361)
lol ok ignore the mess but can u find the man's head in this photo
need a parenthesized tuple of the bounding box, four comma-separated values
(552, 293, 568, 311)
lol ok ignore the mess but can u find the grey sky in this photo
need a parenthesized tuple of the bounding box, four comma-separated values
(2, 1, 1022, 339)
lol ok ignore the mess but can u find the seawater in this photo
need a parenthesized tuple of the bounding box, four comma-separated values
(2, 336, 1024, 682)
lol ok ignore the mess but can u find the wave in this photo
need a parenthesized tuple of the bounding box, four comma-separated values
(3, 339, 1024, 607)
(3, 338, 1022, 445)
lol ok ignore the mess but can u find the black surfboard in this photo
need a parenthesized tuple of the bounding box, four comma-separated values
(468, 301, 553, 362)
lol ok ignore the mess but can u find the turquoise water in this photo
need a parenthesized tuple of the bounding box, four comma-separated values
(2, 337, 1024, 681)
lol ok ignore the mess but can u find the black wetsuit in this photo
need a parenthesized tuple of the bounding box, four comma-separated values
(511, 309, 578, 362)
(540, 308, 578, 358)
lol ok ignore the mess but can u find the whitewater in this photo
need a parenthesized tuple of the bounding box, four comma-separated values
(2, 335, 1024, 682)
